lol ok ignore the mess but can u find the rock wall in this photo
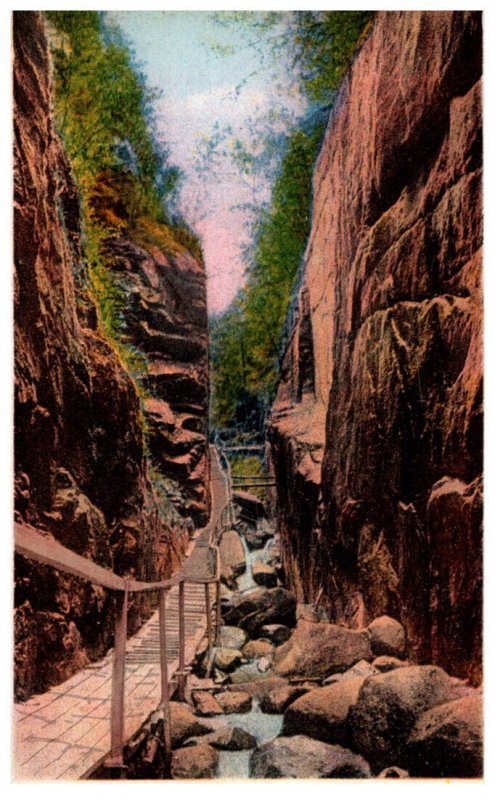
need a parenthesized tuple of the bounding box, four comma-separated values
(268, 11, 482, 684)
(13, 12, 209, 699)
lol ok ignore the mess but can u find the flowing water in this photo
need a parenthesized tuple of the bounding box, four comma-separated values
(214, 518, 283, 778)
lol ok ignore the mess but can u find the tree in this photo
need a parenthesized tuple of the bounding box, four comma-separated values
(209, 11, 373, 428)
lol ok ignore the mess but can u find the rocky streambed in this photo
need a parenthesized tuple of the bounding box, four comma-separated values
(123, 494, 483, 780)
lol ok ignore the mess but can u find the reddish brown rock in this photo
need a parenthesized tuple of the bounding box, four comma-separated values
(13, 12, 207, 699)
(216, 691, 253, 714)
(282, 677, 366, 744)
(404, 694, 483, 778)
(272, 620, 372, 679)
(171, 743, 218, 779)
(268, 10, 482, 684)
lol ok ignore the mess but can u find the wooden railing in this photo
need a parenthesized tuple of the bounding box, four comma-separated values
(14, 481, 233, 776)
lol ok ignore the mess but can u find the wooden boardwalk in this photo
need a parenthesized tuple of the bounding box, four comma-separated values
(14, 446, 229, 781)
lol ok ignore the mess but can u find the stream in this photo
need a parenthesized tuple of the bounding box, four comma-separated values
(211, 518, 284, 778)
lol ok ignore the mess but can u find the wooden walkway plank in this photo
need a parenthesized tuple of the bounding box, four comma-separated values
(13, 446, 229, 782)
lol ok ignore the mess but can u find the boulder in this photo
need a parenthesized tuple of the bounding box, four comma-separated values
(223, 587, 296, 637)
(229, 664, 269, 684)
(192, 692, 224, 717)
(259, 684, 307, 714)
(184, 725, 257, 751)
(272, 620, 372, 679)
(259, 624, 291, 645)
(257, 655, 272, 673)
(219, 529, 246, 578)
(404, 694, 483, 778)
(216, 690, 253, 714)
(242, 639, 274, 659)
(368, 616, 406, 659)
(372, 655, 409, 673)
(249, 735, 371, 778)
(348, 665, 458, 770)
(214, 647, 243, 673)
(169, 702, 212, 747)
(226, 677, 288, 703)
(283, 677, 366, 745)
(244, 528, 273, 551)
(171, 743, 218, 779)
(212, 668, 230, 685)
(323, 659, 378, 685)
(252, 561, 277, 588)
(378, 767, 410, 778)
(233, 491, 266, 521)
(220, 563, 238, 590)
(216, 625, 248, 651)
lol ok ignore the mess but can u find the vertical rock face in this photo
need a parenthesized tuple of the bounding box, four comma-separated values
(13, 12, 209, 699)
(95, 215, 210, 527)
(269, 11, 482, 683)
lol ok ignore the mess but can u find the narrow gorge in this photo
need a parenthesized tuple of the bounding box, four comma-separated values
(13, 9, 483, 782)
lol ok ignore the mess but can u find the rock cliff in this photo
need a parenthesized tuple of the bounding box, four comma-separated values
(268, 11, 482, 684)
(13, 12, 209, 699)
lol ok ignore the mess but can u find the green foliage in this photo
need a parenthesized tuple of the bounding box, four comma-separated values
(45, 11, 173, 211)
(230, 455, 266, 501)
(212, 11, 374, 105)
(210, 11, 372, 429)
(211, 116, 324, 427)
(44, 11, 200, 383)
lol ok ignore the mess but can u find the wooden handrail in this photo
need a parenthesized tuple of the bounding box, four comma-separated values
(14, 522, 182, 593)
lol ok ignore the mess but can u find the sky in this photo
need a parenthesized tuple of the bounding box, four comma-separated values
(107, 11, 304, 315)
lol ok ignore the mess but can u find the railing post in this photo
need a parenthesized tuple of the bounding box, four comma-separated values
(215, 579, 222, 644)
(205, 583, 212, 651)
(106, 582, 129, 777)
(177, 579, 186, 701)
(158, 588, 172, 774)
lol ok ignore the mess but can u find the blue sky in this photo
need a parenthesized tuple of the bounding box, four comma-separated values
(107, 11, 304, 314)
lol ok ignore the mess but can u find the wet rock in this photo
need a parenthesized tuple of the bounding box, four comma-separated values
(229, 664, 275, 684)
(348, 665, 458, 770)
(249, 735, 371, 778)
(244, 528, 273, 551)
(404, 694, 483, 778)
(259, 684, 307, 714)
(233, 491, 266, 522)
(216, 690, 252, 714)
(378, 767, 410, 778)
(169, 702, 212, 747)
(242, 639, 274, 659)
(273, 620, 372, 679)
(185, 725, 257, 751)
(224, 587, 296, 637)
(323, 659, 378, 685)
(259, 624, 291, 645)
(227, 677, 288, 703)
(283, 677, 366, 745)
(192, 692, 224, 717)
(212, 668, 230, 686)
(372, 655, 409, 673)
(171, 743, 218, 779)
(257, 656, 272, 673)
(368, 616, 406, 659)
(252, 561, 277, 588)
(214, 648, 243, 673)
(216, 625, 248, 651)
(219, 529, 246, 578)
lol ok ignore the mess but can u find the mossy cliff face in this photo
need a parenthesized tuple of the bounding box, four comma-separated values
(13, 12, 209, 700)
(268, 11, 482, 684)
